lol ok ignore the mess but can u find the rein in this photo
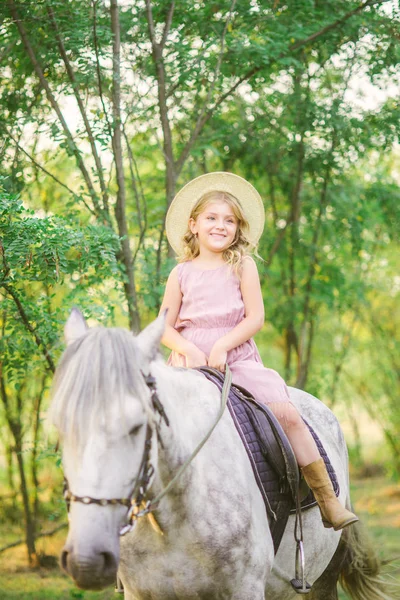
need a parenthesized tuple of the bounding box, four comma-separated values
(63, 364, 232, 536)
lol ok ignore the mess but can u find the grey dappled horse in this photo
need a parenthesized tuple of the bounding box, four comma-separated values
(51, 310, 387, 600)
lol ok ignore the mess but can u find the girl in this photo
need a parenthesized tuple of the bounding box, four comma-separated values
(160, 171, 357, 531)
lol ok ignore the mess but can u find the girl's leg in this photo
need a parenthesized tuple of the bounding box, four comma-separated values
(268, 401, 320, 467)
(268, 401, 358, 530)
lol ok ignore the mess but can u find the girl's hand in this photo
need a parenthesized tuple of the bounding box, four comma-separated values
(185, 344, 208, 368)
(208, 341, 228, 373)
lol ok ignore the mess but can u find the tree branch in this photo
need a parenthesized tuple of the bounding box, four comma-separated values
(110, 0, 140, 332)
(160, 2, 175, 50)
(8, 1, 100, 213)
(92, 0, 113, 141)
(145, 0, 177, 272)
(290, 0, 381, 52)
(145, 0, 175, 179)
(329, 313, 359, 408)
(5, 130, 95, 215)
(175, 0, 381, 173)
(265, 217, 293, 267)
(122, 126, 147, 263)
(175, 0, 237, 175)
(2, 285, 55, 373)
(0, 523, 68, 555)
(46, 5, 110, 218)
(0, 40, 16, 64)
(296, 54, 357, 387)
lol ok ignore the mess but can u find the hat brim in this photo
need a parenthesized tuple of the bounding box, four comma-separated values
(166, 172, 265, 255)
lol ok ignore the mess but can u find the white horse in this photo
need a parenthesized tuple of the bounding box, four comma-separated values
(51, 309, 388, 600)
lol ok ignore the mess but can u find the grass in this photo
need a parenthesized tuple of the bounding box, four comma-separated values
(0, 472, 114, 599)
(0, 529, 115, 600)
(0, 572, 114, 600)
(1, 477, 399, 599)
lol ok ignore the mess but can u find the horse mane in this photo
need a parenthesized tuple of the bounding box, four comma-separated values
(50, 327, 150, 452)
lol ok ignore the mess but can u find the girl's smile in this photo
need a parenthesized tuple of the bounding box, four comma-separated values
(189, 201, 238, 254)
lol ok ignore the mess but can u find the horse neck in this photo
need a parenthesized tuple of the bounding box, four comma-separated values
(149, 361, 222, 479)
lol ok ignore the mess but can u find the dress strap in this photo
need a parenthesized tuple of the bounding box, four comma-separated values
(177, 261, 191, 287)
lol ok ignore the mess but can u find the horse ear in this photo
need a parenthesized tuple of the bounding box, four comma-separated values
(64, 308, 88, 345)
(137, 311, 167, 363)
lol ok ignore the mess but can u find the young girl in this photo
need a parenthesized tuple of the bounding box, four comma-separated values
(160, 171, 357, 531)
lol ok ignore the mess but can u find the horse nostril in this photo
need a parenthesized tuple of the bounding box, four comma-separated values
(61, 550, 69, 572)
(101, 551, 117, 575)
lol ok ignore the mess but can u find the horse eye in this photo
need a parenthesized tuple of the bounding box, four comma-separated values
(129, 424, 143, 436)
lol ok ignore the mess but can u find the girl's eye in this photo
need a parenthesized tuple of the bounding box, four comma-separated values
(207, 216, 215, 220)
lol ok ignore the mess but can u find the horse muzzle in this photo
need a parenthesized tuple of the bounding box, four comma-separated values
(61, 546, 118, 590)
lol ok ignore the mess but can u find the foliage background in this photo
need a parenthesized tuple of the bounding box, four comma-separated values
(0, 0, 399, 595)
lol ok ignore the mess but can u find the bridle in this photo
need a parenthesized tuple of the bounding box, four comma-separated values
(63, 372, 165, 535)
(63, 366, 231, 536)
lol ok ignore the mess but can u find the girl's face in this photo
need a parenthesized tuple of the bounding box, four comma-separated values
(189, 201, 238, 254)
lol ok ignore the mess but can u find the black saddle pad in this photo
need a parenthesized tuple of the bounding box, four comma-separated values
(198, 367, 339, 554)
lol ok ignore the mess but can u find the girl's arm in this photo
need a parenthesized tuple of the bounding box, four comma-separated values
(159, 266, 208, 367)
(208, 257, 264, 371)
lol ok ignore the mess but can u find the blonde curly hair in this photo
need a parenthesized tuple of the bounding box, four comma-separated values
(178, 191, 256, 275)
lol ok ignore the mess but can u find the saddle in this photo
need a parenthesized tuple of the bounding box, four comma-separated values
(198, 367, 339, 555)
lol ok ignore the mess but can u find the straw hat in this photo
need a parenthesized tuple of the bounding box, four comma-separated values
(166, 172, 265, 255)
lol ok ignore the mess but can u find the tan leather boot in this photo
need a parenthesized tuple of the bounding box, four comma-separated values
(301, 458, 358, 531)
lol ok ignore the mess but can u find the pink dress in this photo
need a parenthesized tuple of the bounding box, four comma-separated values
(168, 261, 290, 405)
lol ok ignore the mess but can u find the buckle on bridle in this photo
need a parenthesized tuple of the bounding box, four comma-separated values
(142, 371, 170, 426)
(135, 499, 152, 518)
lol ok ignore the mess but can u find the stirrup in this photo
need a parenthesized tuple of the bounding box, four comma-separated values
(115, 575, 124, 594)
(290, 540, 311, 594)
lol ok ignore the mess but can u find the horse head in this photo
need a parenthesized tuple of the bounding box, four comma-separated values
(51, 309, 165, 589)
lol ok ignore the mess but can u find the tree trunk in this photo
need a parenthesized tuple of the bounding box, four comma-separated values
(13, 425, 38, 566)
(145, 1, 177, 275)
(382, 430, 400, 478)
(296, 317, 315, 390)
(0, 365, 37, 565)
(110, 0, 141, 332)
(8, 0, 100, 211)
(6, 442, 14, 490)
(31, 375, 47, 525)
(285, 132, 304, 383)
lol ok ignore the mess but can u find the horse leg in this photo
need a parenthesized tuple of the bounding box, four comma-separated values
(308, 531, 349, 600)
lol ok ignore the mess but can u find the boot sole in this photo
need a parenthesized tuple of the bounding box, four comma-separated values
(322, 516, 359, 531)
